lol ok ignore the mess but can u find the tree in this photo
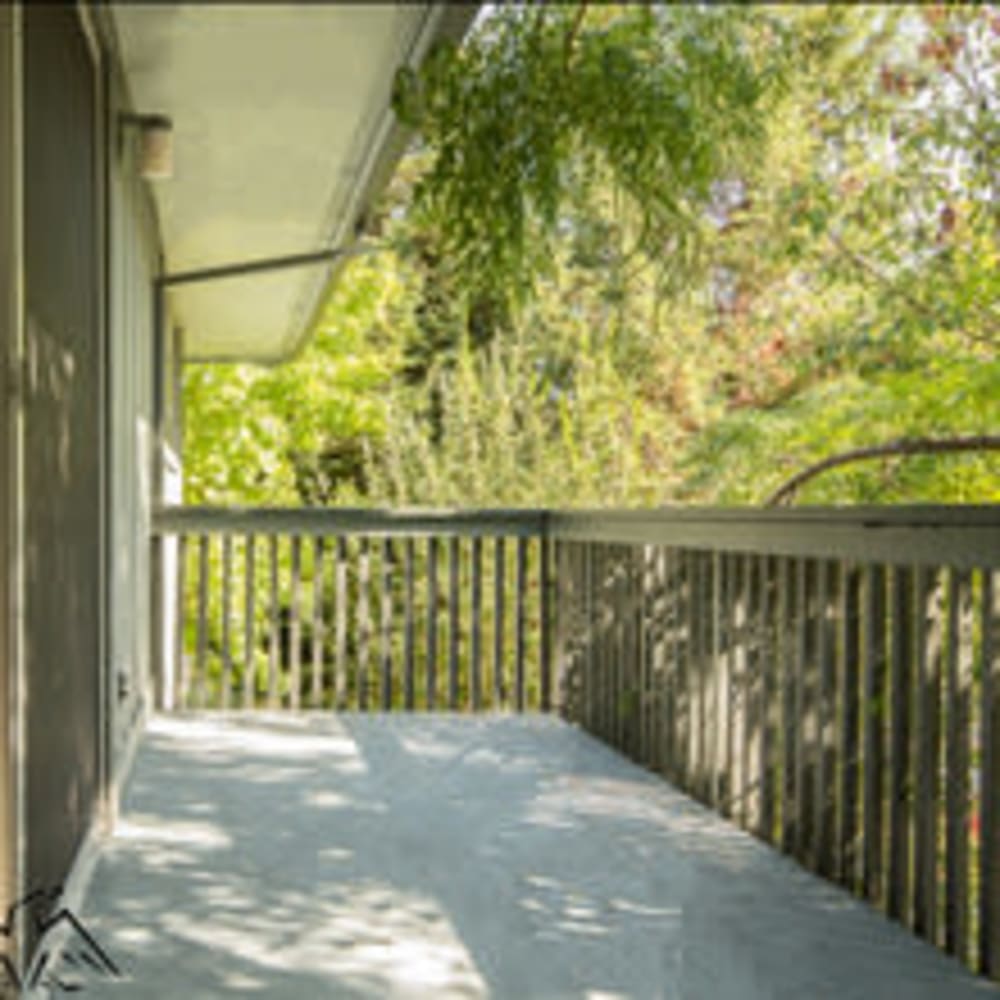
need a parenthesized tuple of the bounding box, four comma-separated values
(184, 4, 1000, 511)
(392, 4, 791, 302)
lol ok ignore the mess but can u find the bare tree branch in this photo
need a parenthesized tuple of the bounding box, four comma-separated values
(765, 434, 1000, 506)
(563, 3, 588, 69)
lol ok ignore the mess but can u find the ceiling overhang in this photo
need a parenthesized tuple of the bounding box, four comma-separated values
(109, 3, 476, 364)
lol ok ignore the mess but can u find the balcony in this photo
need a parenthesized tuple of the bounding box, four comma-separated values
(61, 505, 1000, 996)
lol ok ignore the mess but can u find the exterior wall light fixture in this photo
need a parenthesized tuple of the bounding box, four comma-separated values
(119, 112, 174, 181)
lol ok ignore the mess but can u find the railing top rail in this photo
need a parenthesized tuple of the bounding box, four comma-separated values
(154, 505, 548, 539)
(549, 506, 1000, 568)
(154, 504, 1000, 568)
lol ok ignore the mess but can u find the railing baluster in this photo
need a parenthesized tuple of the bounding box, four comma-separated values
(448, 536, 460, 710)
(687, 551, 701, 796)
(779, 556, 796, 853)
(471, 536, 483, 711)
(335, 536, 348, 710)
(268, 534, 279, 709)
(580, 542, 587, 719)
(594, 542, 604, 736)
(243, 534, 255, 708)
(945, 568, 972, 960)
(629, 546, 640, 758)
(981, 568, 1000, 979)
(381, 537, 393, 710)
(737, 554, 752, 830)
(792, 559, 810, 863)
(888, 565, 914, 923)
(175, 534, 188, 709)
(604, 544, 613, 739)
(655, 547, 671, 778)
(590, 544, 601, 738)
(196, 533, 209, 710)
(558, 539, 573, 717)
(311, 536, 324, 708)
(676, 549, 691, 788)
(357, 537, 371, 710)
(816, 560, 838, 878)
(587, 542, 605, 737)
(838, 564, 862, 890)
(561, 541, 576, 718)
(758, 555, 775, 842)
(863, 564, 888, 906)
(913, 566, 943, 944)
(697, 551, 712, 802)
(617, 546, 629, 752)
(404, 538, 415, 710)
(630, 546, 641, 758)
(640, 545, 653, 769)
(289, 534, 301, 710)
(494, 536, 505, 708)
(574, 541, 594, 732)
(599, 545, 610, 742)
(726, 554, 739, 815)
(800, 559, 819, 868)
(609, 546, 620, 746)
(711, 551, 726, 810)
(743, 554, 759, 832)
(515, 536, 527, 712)
(541, 532, 552, 713)
(221, 533, 233, 710)
(427, 535, 438, 709)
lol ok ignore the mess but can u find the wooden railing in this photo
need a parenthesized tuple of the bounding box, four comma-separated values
(153, 504, 1000, 982)
(549, 507, 1000, 982)
(154, 507, 552, 713)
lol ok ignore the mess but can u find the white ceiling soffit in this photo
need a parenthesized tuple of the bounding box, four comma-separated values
(111, 3, 476, 364)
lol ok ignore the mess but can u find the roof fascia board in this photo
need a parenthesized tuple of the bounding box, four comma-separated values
(270, 2, 478, 365)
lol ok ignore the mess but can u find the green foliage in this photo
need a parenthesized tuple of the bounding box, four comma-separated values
(183, 254, 412, 505)
(393, 4, 788, 301)
(677, 357, 1000, 505)
(185, 4, 999, 512)
(368, 329, 676, 508)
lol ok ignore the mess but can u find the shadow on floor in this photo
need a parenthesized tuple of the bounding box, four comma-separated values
(70, 713, 995, 999)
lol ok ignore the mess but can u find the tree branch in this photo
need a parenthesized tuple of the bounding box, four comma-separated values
(765, 434, 1000, 506)
(563, 3, 588, 69)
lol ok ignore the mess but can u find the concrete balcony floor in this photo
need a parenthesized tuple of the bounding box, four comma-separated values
(75, 713, 994, 998)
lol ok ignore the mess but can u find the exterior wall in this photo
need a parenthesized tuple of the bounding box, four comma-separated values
(0, 2, 169, 977)
(106, 63, 160, 803)
(0, 2, 25, 981)
(21, 1, 104, 951)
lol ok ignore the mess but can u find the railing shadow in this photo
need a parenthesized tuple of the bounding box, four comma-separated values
(75, 713, 993, 998)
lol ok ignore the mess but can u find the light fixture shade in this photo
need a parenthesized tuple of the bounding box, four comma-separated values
(139, 118, 173, 180)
